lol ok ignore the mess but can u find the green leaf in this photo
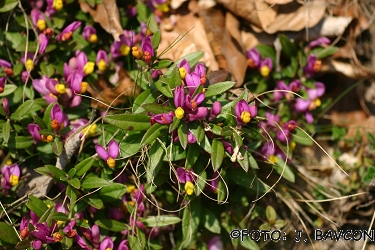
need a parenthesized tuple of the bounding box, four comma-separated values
(196, 135, 212, 154)
(67, 178, 81, 189)
(279, 35, 297, 58)
(202, 209, 221, 234)
(120, 133, 142, 158)
(51, 212, 69, 221)
(74, 158, 95, 177)
(182, 199, 201, 247)
(105, 113, 151, 131)
(52, 10, 67, 29)
(46, 164, 66, 179)
(66, 186, 78, 211)
(185, 144, 200, 170)
(195, 168, 206, 196)
(177, 122, 188, 149)
(163, 143, 186, 161)
(142, 103, 174, 114)
(189, 122, 204, 143)
(147, 140, 165, 183)
(205, 81, 235, 97)
(83, 195, 103, 209)
(81, 177, 111, 189)
(255, 44, 276, 64)
(8, 136, 34, 149)
(33, 116, 47, 130)
(140, 123, 166, 146)
(211, 139, 224, 171)
(39, 61, 55, 78)
(237, 147, 249, 172)
(249, 152, 259, 169)
(12, 63, 23, 76)
(135, 59, 147, 67)
(0, 0, 18, 13)
(165, 51, 204, 75)
(310, 46, 339, 59)
(52, 137, 63, 156)
(162, 67, 181, 89)
(274, 219, 286, 229)
(0, 84, 17, 97)
(155, 79, 173, 98)
(266, 206, 277, 221)
(61, 229, 73, 249)
(38, 206, 54, 227)
(11, 100, 34, 120)
(141, 216, 181, 227)
(133, 89, 157, 113)
(16, 239, 31, 249)
(363, 166, 375, 183)
(0, 222, 19, 245)
(98, 183, 128, 203)
(292, 128, 313, 146)
(274, 157, 295, 183)
(95, 219, 129, 232)
(153, 59, 172, 69)
(2, 121, 10, 143)
(151, 31, 161, 49)
(27, 195, 48, 217)
(169, 116, 180, 133)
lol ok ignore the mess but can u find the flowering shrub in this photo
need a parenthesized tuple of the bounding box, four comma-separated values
(0, 0, 343, 249)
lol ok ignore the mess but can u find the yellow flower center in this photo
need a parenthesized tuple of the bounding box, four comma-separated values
(49, 93, 58, 100)
(132, 47, 142, 59)
(57, 220, 64, 226)
(175, 107, 184, 120)
(120, 44, 130, 56)
(83, 62, 95, 75)
(80, 81, 88, 93)
(107, 157, 115, 168)
(89, 34, 98, 43)
(82, 124, 97, 137)
(240, 111, 251, 123)
(184, 181, 194, 196)
(53, 0, 63, 10)
(290, 141, 296, 151)
(106, 248, 111, 250)
(37, 19, 46, 31)
(55, 84, 66, 94)
(5, 159, 12, 165)
(25, 59, 34, 71)
(97, 59, 107, 71)
(179, 67, 187, 79)
(314, 98, 321, 107)
(269, 155, 278, 164)
(10, 174, 19, 186)
(260, 65, 270, 77)
(308, 98, 321, 111)
(157, 3, 169, 12)
(126, 184, 136, 193)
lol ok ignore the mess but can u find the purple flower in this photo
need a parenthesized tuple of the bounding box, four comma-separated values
(96, 50, 108, 71)
(176, 167, 195, 195)
(185, 92, 205, 112)
(63, 220, 77, 238)
(126, 4, 137, 18)
(259, 58, 273, 77)
(185, 73, 201, 95)
(57, 21, 81, 41)
(0, 77, 5, 93)
(308, 37, 330, 48)
(186, 107, 208, 122)
(110, 30, 135, 58)
(141, 35, 154, 64)
(234, 100, 257, 126)
(31, 9, 46, 31)
(151, 69, 163, 79)
(28, 124, 43, 143)
(131, 184, 145, 205)
(274, 80, 301, 101)
(187, 130, 197, 144)
(207, 236, 223, 250)
(82, 25, 97, 43)
(50, 103, 65, 132)
(1, 163, 20, 192)
(118, 240, 129, 250)
(221, 140, 233, 154)
(20, 218, 29, 239)
(209, 101, 222, 121)
(31, 240, 43, 250)
(100, 236, 114, 250)
(276, 120, 296, 143)
(0, 59, 11, 69)
(295, 82, 325, 124)
(246, 48, 261, 69)
(2, 97, 9, 116)
(206, 172, 220, 193)
(38, 33, 49, 54)
(178, 59, 191, 79)
(95, 140, 119, 168)
(31, 223, 53, 243)
(303, 54, 321, 78)
(151, 111, 174, 125)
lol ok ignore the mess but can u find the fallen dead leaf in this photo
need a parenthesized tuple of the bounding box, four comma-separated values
(87, 68, 139, 109)
(79, 0, 123, 41)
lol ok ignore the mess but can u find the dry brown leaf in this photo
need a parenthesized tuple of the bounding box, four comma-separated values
(216, 0, 278, 31)
(86, 68, 139, 109)
(200, 7, 248, 86)
(157, 5, 218, 71)
(79, 0, 123, 41)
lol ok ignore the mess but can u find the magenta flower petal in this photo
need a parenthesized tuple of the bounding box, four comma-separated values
(249, 105, 257, 118)
(100, 236, 114, 250)
(91, 225, 100, 244)
(308, 37, 330, 48)
(246, 48, 261, 68)
(108, 140, 119, 159)
(95, 145, 109, 160)
(178, 59, 190, 74)
(57, 21, 81, 41)
(38, 33, 49, 54)
(51, 104, 64, 124)
(141, 36, 154, 56)
(274, 80, 288, 101)
(295, 99, 311, 112)
(305, 111, 314, 124)
(174, 86, 185, 108)
(185, 72, 200, 95)
(0, 59, 11, 68)
(118, 240, 129, 250)
(187, 130, 197, 144)
(187, 107, 208, 121)
(176, 167, 186, 183)
(193, 63, 205, 78)
(307, 82, 325, 99)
